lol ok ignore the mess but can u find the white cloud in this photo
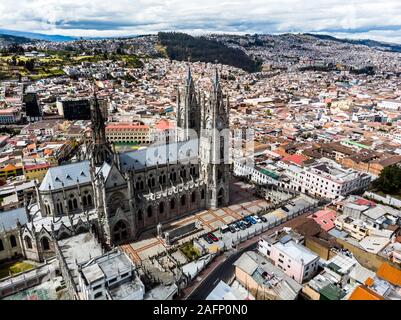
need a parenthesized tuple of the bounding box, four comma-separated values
(0, 0, 401, 43)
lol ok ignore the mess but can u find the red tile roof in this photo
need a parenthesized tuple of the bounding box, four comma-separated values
(106, 123, 149, 130)
(155, 119, 175, 131)
(24, 163, 51, 171)
(309, 209, 336, 231)
(281, 154, 308, 166)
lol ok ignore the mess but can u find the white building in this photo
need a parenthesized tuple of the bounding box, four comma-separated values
(378, 100, 401, 111)
(78, 249, 145, 300)
(257, 230, 319, 284)
(284, 159, 371, 200)
(233, 160, 280, 186)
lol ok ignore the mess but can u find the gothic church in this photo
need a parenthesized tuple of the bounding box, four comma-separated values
(28, 68, 230, 252)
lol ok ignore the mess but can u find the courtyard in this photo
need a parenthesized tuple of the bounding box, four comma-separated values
(120, 178, 272, 263)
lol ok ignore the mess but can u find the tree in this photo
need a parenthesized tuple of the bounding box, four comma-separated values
(11, 56, 17, 66)
(25, 59, 35, 71)
(373, 165, 401, 194)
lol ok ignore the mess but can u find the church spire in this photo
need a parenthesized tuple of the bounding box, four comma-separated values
(176, 62, 201, 142)
(88, 83, 113, 167)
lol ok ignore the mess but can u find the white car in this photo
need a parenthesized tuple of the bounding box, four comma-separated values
(252, 215, 262, 223)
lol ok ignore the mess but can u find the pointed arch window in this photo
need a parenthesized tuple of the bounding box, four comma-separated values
(82, 196, 87, 207)
(10, 235, 17, 248)
(73, 198, 78, 209)
(87, 194, 92, 206)
(181, 195, 186, 206)
(41, 237, 50, 251)
(25, 236, 32, 249)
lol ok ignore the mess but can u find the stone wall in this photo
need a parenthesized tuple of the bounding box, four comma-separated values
(336, 238, 401, 272)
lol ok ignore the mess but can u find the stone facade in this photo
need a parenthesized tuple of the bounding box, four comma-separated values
(30, 68, 231, 249)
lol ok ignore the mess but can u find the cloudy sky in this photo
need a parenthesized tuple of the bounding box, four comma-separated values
(1, 0, 401, 43)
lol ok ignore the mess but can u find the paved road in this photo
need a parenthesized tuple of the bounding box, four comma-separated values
(184, 210, 314, 300)
(186, 242, 257, 300)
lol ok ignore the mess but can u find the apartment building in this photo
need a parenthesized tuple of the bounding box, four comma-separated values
(0, 108, 22, 124)
(258, 230, 319, 283)
(284, 159, 371, 200)
(334, 215, 369, 241)
(23, 163, 51, 182)
(105, 123, 151, 145)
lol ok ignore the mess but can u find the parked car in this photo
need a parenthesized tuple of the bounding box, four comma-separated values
(281, 206, 290, 212)
(260, 216, 267, 223)
(252, 215, 262, 223)
(237, 221, 246, 230)
(203, 234, 213, 244)
(208, 233, 219, 242)
(245, 216, 257, 224)
(243, 220, 252, 228)
(229, 224, 237, 233)
(289, 201, 296, 206)
(220, 225, 230, 234)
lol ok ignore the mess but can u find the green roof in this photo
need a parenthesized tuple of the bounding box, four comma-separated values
(344, 140, 370, 149)
(260, 169, 279, 180)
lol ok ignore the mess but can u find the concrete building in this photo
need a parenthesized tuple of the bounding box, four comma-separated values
(233, 250, 302, 300)
(105, 123, 151, 145)
(284, 159, 371, 200)
(258, 229, 320, 283)
(77, 249, 145, 300)
(0, 108, 22, 124)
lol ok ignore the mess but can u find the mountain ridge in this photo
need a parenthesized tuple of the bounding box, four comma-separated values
(0, 29, 77, 42)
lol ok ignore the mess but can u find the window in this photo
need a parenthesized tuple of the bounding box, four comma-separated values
(108, 278, 117, 285)
(25, 236, 32, 249)
(159, 202, 164, 214)
(0, 239, 4, 251)
(138, 210, 143, 221)
(10, 235, 17, 248)
(181, 195, 186, 206)
(170, 198, 175, 210)
(94, 292, 103, 299)
(113, 221, 128, 242)
(41, 237, 50, 251)
(93, 284, 102, 290)
(147, 206, 153, 217)
(278, 258, 284, 264)
(87, 194, 92, 206)
(191, 191, 196, 203)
